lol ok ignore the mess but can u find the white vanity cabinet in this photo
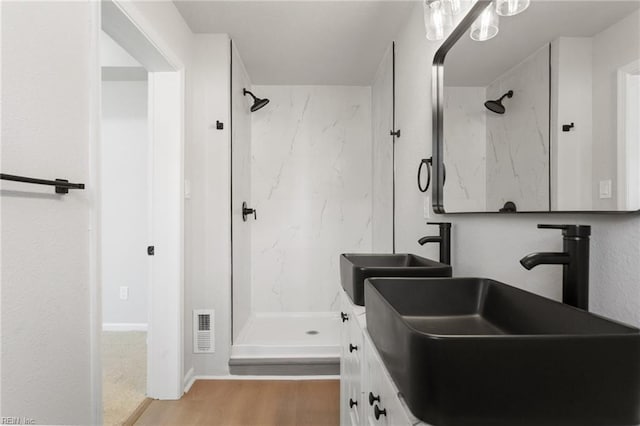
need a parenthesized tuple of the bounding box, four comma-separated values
(340, 291, 365, 426)
(339, 289, 421, 426)
(362, 335, 413, 426)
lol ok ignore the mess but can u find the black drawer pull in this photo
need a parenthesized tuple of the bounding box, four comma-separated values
(341, 312, 349, 322)
(349, 344, 358, 353)
(349, 398, 358, 408)
(368, 392, 380, 406)
(374, 405, 387, 420)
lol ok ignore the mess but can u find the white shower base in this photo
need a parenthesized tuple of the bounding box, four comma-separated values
(231, 312, 340, 359)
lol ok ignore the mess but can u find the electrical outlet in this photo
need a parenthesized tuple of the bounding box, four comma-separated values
(119, 286, 129, 300)
(599, 180, 612, 199)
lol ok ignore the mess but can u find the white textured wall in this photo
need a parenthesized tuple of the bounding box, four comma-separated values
(443, 86, 487, 212)
(551, 37, 593, 211)
(486, 45, 550, 212)
(592, 9, 640, 211)
(371, 46, 394, 252)
(1, 2, 93, 422)
(231, 42, 253, 341)
(101, 80, 149, 325)
(186, 35, 233, 375)
(386, 3, 640, 329)
(393, 4, 439, 259)
(251, 85, 372, 312)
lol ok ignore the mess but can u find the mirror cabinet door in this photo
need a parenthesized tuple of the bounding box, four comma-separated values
(433, 0, 640, 213)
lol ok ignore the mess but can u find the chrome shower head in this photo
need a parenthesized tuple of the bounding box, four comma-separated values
(243, 89, 270, 112)
(485, 90, 513, 114)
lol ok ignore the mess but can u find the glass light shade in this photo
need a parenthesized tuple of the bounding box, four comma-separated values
(470, 3, 499, 41)
(496, 0, 530, 16)
(441, 0, 462, 15)
(424, 0, 453, 41)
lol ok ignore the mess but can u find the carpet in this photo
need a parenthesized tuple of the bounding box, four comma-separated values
(102, 331, 147, 426)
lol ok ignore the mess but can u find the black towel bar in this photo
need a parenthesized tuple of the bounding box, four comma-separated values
(1, 173, 85, 194)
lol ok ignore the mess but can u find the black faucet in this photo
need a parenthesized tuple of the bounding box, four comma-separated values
(520, 224, 591, 310)
(418, 222, 451, 265)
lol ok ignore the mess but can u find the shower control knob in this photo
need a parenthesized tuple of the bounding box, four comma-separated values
(242, 201, 257, 222)
(341, 312, 349, 322)
(369, 392, 380, 406)
(349, 399, 358, 409)
(349, 344, 358, 353)
(374, 405, 387, 420)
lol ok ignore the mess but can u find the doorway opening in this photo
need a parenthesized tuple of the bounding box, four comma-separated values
(100, 29, 150, 425)
(93, 1, 186, 424)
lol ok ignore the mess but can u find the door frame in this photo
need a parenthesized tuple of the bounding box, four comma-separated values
(89, 1, 185, 423)
(617, 59, 640, 210)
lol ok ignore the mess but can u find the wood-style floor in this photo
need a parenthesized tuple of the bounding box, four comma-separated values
(135, 380, 340, 426)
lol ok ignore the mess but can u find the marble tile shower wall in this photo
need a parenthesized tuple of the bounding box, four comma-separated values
(486, 45, 550, 212)
(443, 86, 488, 212)
(231, 42, 253, 340)
(371, 47, 394, 252)
(251, 86, 373, 312)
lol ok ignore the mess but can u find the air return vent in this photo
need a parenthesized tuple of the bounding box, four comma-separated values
(193, 309, 215, 353)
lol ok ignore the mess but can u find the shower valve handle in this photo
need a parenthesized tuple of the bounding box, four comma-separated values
(242, 201, 257, 222)
(369, 392, 380, 406)
(374, 405, 387, 420)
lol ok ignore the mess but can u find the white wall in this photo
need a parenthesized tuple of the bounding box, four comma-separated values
(387, 3, 640, 329)
(551, 37, 593, 211)
(443, 86, 487, 212)
(485, 45, 550, 212)
(371, 46, 394, 252)
(1, 2, 93, 422)
(3, 0, 200, 419)
(250, 85, 372, 313)
(393, 4, 439, 258)
(592, 9, 640, 211)
(101, 80, 149, 326)
(231, 42, 253, 341)
(185, 34, 233, 376)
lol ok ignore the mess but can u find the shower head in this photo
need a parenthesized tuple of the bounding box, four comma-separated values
(243, 89, 270, 112)
(484, 90, 514, 114)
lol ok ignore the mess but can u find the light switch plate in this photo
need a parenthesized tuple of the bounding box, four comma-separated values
(119, 286, 129, 300)
(599, 180, 612, 199)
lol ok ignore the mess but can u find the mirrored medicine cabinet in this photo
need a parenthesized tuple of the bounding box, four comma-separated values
(431, 0, 640, 213)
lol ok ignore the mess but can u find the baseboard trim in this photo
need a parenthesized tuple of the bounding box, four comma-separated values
(192, 374, 340, 381)
(122, 397, 153, 426)
(102, 323, 148, 332)
(183, 367, 196, 394)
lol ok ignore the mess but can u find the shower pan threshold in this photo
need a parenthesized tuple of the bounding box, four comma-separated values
(230, 312, 340, 376)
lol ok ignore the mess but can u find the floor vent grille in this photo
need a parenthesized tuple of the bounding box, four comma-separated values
(193, 309, 215, 353)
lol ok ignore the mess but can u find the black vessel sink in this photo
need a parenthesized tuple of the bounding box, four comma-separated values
(365, 277, 640, 426)
(339, 254, 451, 306)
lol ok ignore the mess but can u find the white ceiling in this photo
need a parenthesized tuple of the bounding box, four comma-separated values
(445, 1, 640, 87)
(173, 1, 417, 85)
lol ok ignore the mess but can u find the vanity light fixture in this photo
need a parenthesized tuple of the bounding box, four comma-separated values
(441, 0, 462, 15)
(496, 0, 530, 16)
(424, 0, 450, 41)
(470, 2, 499, 41)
